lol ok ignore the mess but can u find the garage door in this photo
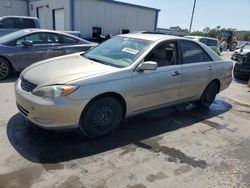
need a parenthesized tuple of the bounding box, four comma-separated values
(37, 6, 46, 29)
(53, 8, 65, 31)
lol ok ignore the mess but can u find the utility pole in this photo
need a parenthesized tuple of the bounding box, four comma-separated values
(189, 0, 197, 33)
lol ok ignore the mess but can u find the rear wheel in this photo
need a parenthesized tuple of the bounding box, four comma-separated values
(198, 81, 218, 108)
(79, 97, 123, 138)
(0, 58, 11, 80)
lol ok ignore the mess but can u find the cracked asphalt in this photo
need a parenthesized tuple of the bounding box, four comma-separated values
(0, 52, 250, 188)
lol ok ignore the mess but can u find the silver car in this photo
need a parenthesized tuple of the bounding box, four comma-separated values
(15, 34, 233, 138)
(0, 29, 97, 80)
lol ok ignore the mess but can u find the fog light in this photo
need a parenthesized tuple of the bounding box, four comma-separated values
(34, 118, 53, 125)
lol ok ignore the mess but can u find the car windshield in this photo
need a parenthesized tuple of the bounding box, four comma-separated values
(0, 30, 30, 44)
(244, 45, 250, 50)
(84, 36, 152, 68)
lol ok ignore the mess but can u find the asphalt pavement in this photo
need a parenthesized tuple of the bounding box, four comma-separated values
(0, 52, 250, 188)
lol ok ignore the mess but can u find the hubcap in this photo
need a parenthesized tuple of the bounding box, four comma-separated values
(0, 62, 8, 79)
(91, 105, 114, 131)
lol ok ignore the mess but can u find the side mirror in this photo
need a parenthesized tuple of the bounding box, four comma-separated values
(22, 40, 33, 47)
(136, 61, 158, 71)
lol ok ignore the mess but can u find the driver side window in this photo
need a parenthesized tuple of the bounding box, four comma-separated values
(145, 41, 177, 67)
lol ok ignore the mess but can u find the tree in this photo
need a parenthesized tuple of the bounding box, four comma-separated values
(207, 29, 220, 38)
(243, 32, 250, 41)
(215, 26, 221, 30)
(190, 31, 205, 36)
(203, 27, 210, 33)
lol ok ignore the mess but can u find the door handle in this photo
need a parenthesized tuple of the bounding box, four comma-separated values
(208, 66, 214, 71)
(172, 71, 181, 76)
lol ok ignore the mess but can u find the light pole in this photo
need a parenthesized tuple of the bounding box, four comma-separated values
(189, 0, 197, 33)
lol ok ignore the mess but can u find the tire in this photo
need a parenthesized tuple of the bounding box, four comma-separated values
(198, 81, 218, 108)
(233, 64, 248, 80)
(0, 58, 11, 80)
(79, 97, 123, 138)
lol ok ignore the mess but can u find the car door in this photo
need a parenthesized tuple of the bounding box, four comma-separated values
(178, 40, 215, 100)
(130, 41, 182, 112)
(13, 32, 63, 70)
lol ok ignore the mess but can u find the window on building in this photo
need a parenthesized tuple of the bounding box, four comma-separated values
(92, 27, 102, 38)
(122, 29, 130, 34)
(181, 40, 212, 64)
(4, 0, 11, 8)
(145, 42, 178, 67)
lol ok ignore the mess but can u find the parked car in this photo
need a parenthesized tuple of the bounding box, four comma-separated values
(185, 36, 221, 55)
(231, 44, 250, 61)
(0, 29, 97, 80)
(15, 34, 233, 138)
(0, 16, 40, 37)
(233, 53, 250, 80)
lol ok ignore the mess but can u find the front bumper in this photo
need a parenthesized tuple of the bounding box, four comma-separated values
(15, 79, 88, 129)
(234, 63, 250, 78)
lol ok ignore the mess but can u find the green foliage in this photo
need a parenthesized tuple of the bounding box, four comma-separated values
(190, 31, 205, 36)
(243, 32, 250, 41)
(190, 26, 237, 39)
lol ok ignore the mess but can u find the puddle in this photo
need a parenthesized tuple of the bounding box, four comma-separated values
(127, 184, 147, 188)
(173, 165, 192, 176)
(202, 120, 236, 133)
(42, 163, 64, 171)
(0, 166, 43, 188)
(146, 172, 168, 182)
(234, 110, 250, 114)
(58, 175, 85, 188)
(119, 145, 137, 156)
(135, 138, 208, 169)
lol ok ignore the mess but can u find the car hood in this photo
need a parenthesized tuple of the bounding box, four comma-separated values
(22, 53, 117, 86)
(235, 49, 250, 54)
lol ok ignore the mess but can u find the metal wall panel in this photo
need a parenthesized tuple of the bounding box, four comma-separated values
(74, 0, 157, 38)
(28, 0, 70, 30)
(0, 0, 27, 17)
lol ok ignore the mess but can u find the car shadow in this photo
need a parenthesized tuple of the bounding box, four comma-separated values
(7, 96, 232, 163)
(0, 74, 19, 84)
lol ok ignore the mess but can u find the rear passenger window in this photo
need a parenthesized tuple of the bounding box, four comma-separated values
(23, 19, 36, 28)
(181, 40, 212, 64)
(61, 35, 79, 44)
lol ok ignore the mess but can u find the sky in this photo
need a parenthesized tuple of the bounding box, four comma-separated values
(117, 0, 250, 31)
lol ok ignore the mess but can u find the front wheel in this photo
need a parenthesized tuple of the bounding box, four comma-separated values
(79, 97, 123, 138)
(0, 58, 11, 80)
(198, 82, 218, 108)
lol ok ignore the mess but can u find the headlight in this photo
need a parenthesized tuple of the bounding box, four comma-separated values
(32, 85, 79, 99)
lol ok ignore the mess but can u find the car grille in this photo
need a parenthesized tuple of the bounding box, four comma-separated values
(21, 77, 37, 92)
(232, 52, 242, 61)
(17, 103, 29, 117)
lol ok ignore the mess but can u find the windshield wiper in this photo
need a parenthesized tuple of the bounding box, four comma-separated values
(84, 56, 112, 66)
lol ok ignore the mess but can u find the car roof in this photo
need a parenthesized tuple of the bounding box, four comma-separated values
(19, 29, 88, 40)
(185, 35, 219, 41)
(0, 16, 38, 20)
(120, 33, 182, 42)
